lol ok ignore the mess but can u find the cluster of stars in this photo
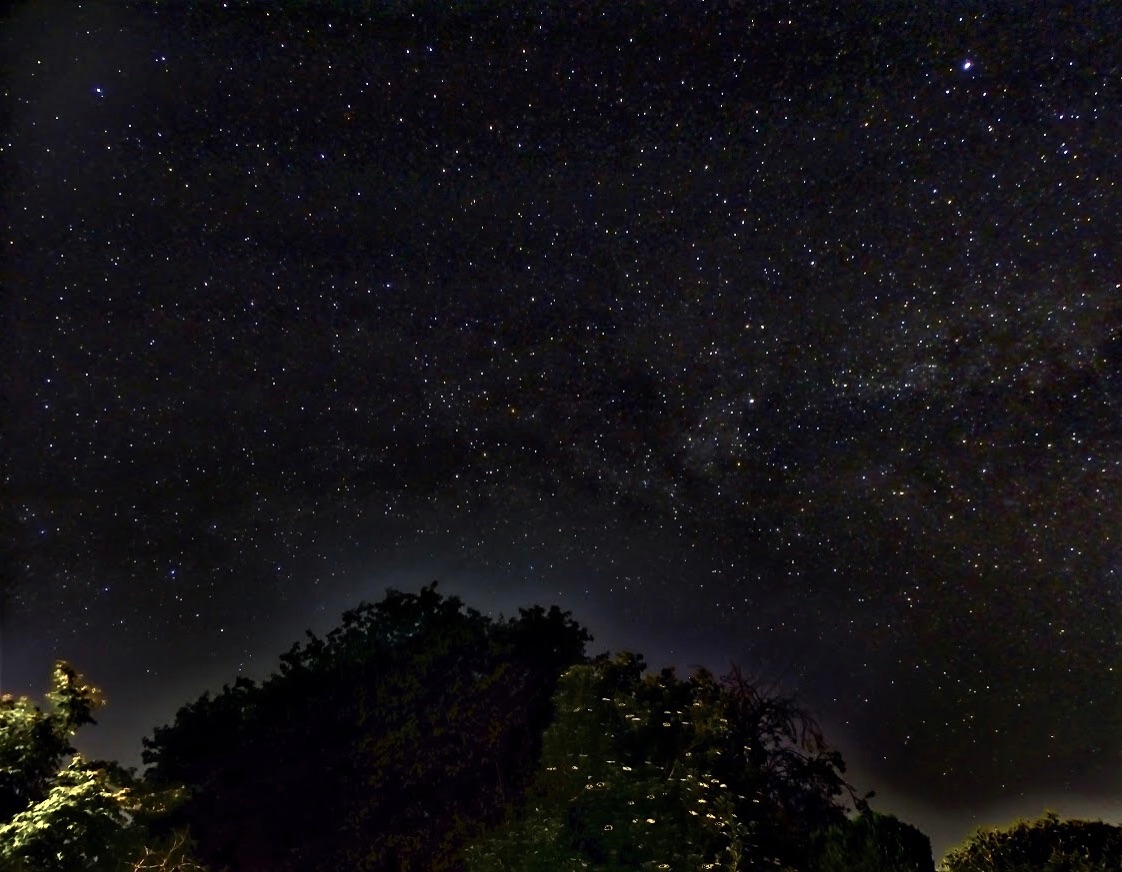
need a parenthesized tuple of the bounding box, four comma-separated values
(3, 0, 1120, 851)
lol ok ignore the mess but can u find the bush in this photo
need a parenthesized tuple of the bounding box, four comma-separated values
(939, 811, 1122, 872)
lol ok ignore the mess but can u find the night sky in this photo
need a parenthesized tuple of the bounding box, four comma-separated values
(3, 0, 1121, 859)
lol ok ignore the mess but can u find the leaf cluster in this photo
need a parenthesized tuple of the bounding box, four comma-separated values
(0, 663, 199, 872)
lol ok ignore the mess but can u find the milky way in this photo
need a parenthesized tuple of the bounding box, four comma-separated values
(3, 0, 1121, 857)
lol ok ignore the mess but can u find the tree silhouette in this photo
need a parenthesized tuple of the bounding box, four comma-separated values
(939, 811, 1122, 872)
(810, 809, 935, 872)
(464, 651, 879, 871)
(143, 583, 591, 871)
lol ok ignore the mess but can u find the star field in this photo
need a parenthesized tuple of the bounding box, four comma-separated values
(3, 0, 1121, 858)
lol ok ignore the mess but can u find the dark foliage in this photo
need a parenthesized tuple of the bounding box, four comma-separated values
(142, 583, 591, 871)
(939, 811, 1122, 872)
(810, 809, 935, 872)
(464, 651, 878, 870)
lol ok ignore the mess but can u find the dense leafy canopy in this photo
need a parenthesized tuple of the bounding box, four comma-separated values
(463, 651, 874, 871)
(0, 663, 196, 872)
(938, 812, 1122, 872)
(810, 809, 935, 872)
(142, 583, 592, 871)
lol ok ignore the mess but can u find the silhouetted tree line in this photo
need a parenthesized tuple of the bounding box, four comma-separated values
(143, 584, 590, 870)
(1, 584, 1119, 870)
